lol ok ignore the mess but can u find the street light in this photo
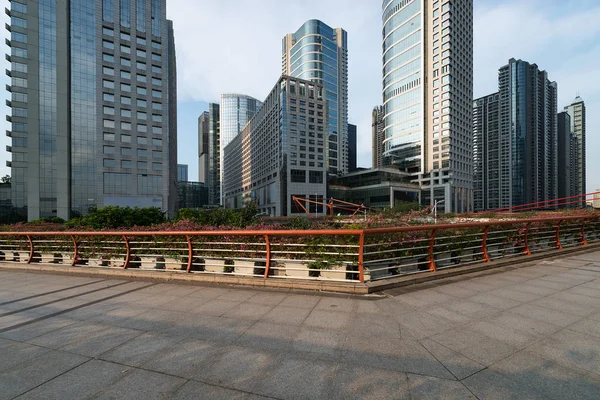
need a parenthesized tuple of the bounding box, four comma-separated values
(433, 200, 445, 224)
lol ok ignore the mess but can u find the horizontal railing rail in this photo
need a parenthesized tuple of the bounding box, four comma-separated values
(0, 215, 597, 284)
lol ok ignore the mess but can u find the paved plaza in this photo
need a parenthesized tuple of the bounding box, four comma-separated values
(0, 252, 599, 399)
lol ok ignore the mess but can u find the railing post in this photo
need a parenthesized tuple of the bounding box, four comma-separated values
(428, 229, 437, 272)
(555, 220, 563, 250)
(524, 223, 532, 255)
(26, 235, 34, 264)
(71, 235, 78, 266)
(122, 235, 131, 269)
(186, 235, 193, 273)
(263, 234, 271, 278)
(482, 225, 491, 263)
(358, 232, 365, 283)
(581, 220, 588, 246)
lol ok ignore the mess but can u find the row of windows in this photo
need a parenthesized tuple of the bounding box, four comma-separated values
(103, 132, 162, 146)
(103, 145, 162, 158)
(102, 79, 162, 98)
(103, 159, 163, 170)
(102, 53, 162, 73)
(103, 93, 162, 110)
(102, 40, 161, 60)
(102, 67, 162, 85)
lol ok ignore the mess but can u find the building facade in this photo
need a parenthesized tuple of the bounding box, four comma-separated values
(283, 20, 349, 176)
(348, 124, 357, 172)
(198, 111, 209, 184)
(177, 164, 188, 182)
(564, 96, 586, 200)
(372, 106, 385, 169)
(223, 76, 327, 216)
(6, 0, 176, 220)
(472, 93, 500, 211)
(219, 94, 261, 203)
(177, 181, 208, 210)
(557, 112, 579, 202)
(381, 0, 474, 213)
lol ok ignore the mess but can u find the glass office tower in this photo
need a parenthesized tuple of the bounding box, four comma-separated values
(6, 0, 177, 220)
(283, 20, 349, 175)
(564, 96, 586, 202)
(381, 0, 474, 213)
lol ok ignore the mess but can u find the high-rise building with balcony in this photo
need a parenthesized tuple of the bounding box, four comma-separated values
(348, 124, 357, 172)
(372, 106, 385, 169)
(557, 111, 578, 202)
(6, 0, 177, 220)
(283, 20, 349, 176)
(381, 0, 474, 213)
(564, 96, 586, 200)
(219, 94, 261, 203)
(198, 111, 209, 184)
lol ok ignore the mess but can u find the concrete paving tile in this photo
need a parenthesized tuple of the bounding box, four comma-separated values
(92, 368, 187, 400)
(530, 297, 598, 318)
(328, 364, 410, 400)
(468, 293, 523, 310)
(463, 368, 548, 400)
(491, 351, 600, 400)
(303, 309, 350, 329)
(278, 294, 320, 309)
(395, 310, 458, 340)
(0, 350, 88, 400)
(117, 309, 188, 332)
(173, 380, 249, 399)
(222, 302, 275, 321)
(143, 339, 222, 379)
(489, 287, 544, 303)
(254, 355, 337, 400)
(314, 296, 355, 312)
(509, 303, 582, 327)
(426, 306, 473, 323)
(432, 284, 481, 299)
(548, 291, 600, 308)
(259, 305, 311, 325)
(199, 345, 278, 392)
(486, 311, 562, 337)
(431, 328, 519, 366)
(0, 316, 77, 342)
(156, 296, 210, 313)
(192, 316, 254, 343)
(290, 326, 344, 360)
(419, 339, 485, 380)
(193, 299, 242, 316)
(246, 292, 288, 305)
(27, 322, 112, 351)
(407, 374, 477, 399)
(528, 329, 600, 376)
(468, 320, 539, 348)
(87, 305, 151, 327)
(235, 321, 298, 351)
(347, 312, 402, 339)
(60, 302, 121, 321)
(392, 290, 458, 309)
(509, 283, 560, 296)
(0, 342, 51, 373)
(567, 286, 600, 299)
(591, 312, 600, 322)
(215, 289, 258, 302)
(99, 332, 183, 367)
(526, 278, 578, 291)
(0, 313, 39, 330)
(15, 359, 127, 400)
(59, 325, 144, 357)
(441, 299, 503, 319)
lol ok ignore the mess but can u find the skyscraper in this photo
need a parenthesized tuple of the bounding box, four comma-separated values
(177, 164, 188, 182)
(6, 0, 177, 220)
(557, 112, 575, 201)
(198, 111, 209, 184)
(381, 0, 474, 213)
(473, 59, 558, 211)
(219, 94, 261, 203)
(564, 96, 586, 200)
(206, 103, 220, 206)
(283, 20, 349, 176)
(348, 124, 357, 172)
(372, 106, 385, 169)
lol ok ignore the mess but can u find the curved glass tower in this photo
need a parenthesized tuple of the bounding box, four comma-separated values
(283, 20, 348, 175)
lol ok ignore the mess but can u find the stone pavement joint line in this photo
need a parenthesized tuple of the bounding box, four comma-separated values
(0, 251, 599, 399)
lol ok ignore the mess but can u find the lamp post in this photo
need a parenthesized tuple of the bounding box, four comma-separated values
(433, 199, 445, 224)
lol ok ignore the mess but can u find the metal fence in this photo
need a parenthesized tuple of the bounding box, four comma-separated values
(0, 215, 598, 283)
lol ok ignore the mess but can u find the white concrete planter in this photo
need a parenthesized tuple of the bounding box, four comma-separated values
(164, 257, 184, 271)
(320, 265, 347, 280)
(88, 258, 110, 267)
(282, 262, 310, 278)
(234, 260, 256, 276)
(40, 253, 58, 263)
(61, 253, 75, 265)
(140, 256, 157, 269)
(18, 251, 30, 263)
(205, 258, 226, 273)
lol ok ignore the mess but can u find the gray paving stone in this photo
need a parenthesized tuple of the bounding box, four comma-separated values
(419, 339, 485, 380)
(16, 359, 127, 400)
(489, 287, 544, 303)
(173, 380, 249, 399)
(407, 374, 477, 399)
(509, 303, 582, 327)
(314, 296, 355, 312)
(235, 321, 298, 351)
(291, 326, 344, 360)
(491, 351, 600, 400)
(347, 312, 402, 339)
(0, 317, 77, 342)
(92, 368, 186, 400)
(193, 299, 242, 316)
(0, 350, 88, 400)
(426, 306, 473, 323)
(222, 302, 275, 321)
(143, 338, 222, 379)
(278, 294, 320, 309)
(432, 283, 480, 299)
(568, 286, 600, 299)
(327, 364, 410, 400)
(246, 292, 288, 305)
(303, 309, 350, 329)
(254, 355, 337, 400)
(395, 310, 458, 340)
(199, 345, 277, 392)
(259, 305, 311, 325)
(468, 320, 539, 348)
(215, 289, 258, 302)
(100, 332, 183, 367)
(485, 311, 563, 337)
(530, 296, 598, 317)
(463, 368, 548, 400)
(0, 342, 51, 373)
(468, 293, 523, 310)
(431, 328, 518, 366)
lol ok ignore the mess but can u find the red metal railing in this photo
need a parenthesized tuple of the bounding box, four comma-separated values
(0, 215, 598, 283)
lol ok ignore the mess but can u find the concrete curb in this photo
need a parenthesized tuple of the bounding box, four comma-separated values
(1, 243, 599, 294)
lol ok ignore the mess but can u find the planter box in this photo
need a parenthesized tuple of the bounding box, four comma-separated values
(60, 253, 75, 265)
(282, 261, 310, 278)
(164, 257, 184, 271)
(88, 258, 110, 267)
(234, 260, 256, 276)
(140, 256, 157, 269)
(40, 253, 58, 264)
(18, 251, 31, 263)
(320, 265, 347, 280)
(205, 258, 225, 273)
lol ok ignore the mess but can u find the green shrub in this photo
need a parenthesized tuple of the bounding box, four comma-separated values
(66, 206, 166, 229)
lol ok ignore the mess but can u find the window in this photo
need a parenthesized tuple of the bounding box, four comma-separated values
(11, 32, 27, 44)
(120, 32, 131, 41)
(12, 92, 27, 102)
(121, 134, 132, 143)
(121, 58, 131, 67)
(120, 83, 131, 92)
(103, 53, 114, 63)
(152, 114, 162, 122)
(151, 41, 161, 50)
(103, 27, 114, 36)
(103, 66, 114, 76)
(104, 133, 115, 141)
(136, 136, 147, 145)
(137, 111, 147, 120)
(136, 37, 147, 46)
(152, 102, 162, 110)
(151, 77, 162, 86)
(103, 145, 115, 155)
(137, 74, 147, 83)
(11, 16, 27, 28)
(103, 159, 116, 167)
(152, 162, 162, 171)
(120, 109, 132, 118)
(290, 169, 306, 183)
(12, 47, 27, 58)
(151, 53, 161, 62)
(120, 71, 131, 79)
(152, 126, 162, 135)
(151, 65, 162, 74)
(136, 49, 146, 58)
(152, 138, 162, 146)
(121, 147, 132, 156)
(152, 150, 162, 159)
(120, 45, 131, 54)
(152, 90, 162, 98)
(137, 99, 147, 108)
(11, 77, 27, 88)
(103, 106, 115, 115)
(136, 87, 147, 96)
(137, 161, 148, 169)
(121, 96, 132, 105)
(12, 2, 27, 13)
(103, 119, 115, 128)
(103, 80, 115, 89)
(137, 61, 147, 70)
(121, 121, 131, 130)
(121, 160, 132, 168)
(137, 124, 147, 132)
(12, 107, 27, 118)
(137, 149, 148, 157)
(103, 40, 114, 49)
(309, 171, 323, 184)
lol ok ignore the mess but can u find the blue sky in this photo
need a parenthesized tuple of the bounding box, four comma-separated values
(1, 0, 598, 193)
